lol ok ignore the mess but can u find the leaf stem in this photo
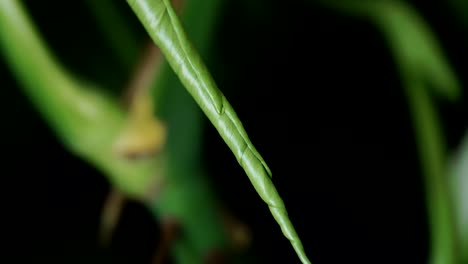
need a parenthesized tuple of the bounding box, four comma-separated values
(405, 81, 458, 264)
(0, 0, 160, 199)
(127, 0, 311, 263)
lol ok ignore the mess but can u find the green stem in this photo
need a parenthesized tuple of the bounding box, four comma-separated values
(0, 0, 159, 199)
(450, 131, 468, 264)
(376, 2, 460, 262)
(405, 81, 458, 264)
(127, 0, 311, 263)
(319, 1, 460, 263)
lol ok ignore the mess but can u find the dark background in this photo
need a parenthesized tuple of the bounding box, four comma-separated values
(1, 0, 467, 263)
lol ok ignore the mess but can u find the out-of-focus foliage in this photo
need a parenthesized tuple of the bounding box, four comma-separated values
(450, 131, 468, 264)
(0, 0, 160, 198)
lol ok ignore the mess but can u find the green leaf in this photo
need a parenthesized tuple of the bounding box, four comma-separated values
(126, 0, 311, 263)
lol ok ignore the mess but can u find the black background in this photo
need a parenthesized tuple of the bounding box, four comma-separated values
(1, 0, 467, 263)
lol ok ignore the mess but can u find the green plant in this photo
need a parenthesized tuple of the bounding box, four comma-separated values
(1, 0, 466, 263)
(126, 0, 310, 263)
(0, 0, 310, 263)
(318, 2, 463, 264)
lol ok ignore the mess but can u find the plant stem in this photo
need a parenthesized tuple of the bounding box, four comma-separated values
(449, 131, 468, 264)
(373, 2, 460, 263)
(0, 0, 160, 199)
(127, 0, 311, 263)
(318, 1, 461, 263)
(99, 188, 126, 246)
(405, 81, 458, 264)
